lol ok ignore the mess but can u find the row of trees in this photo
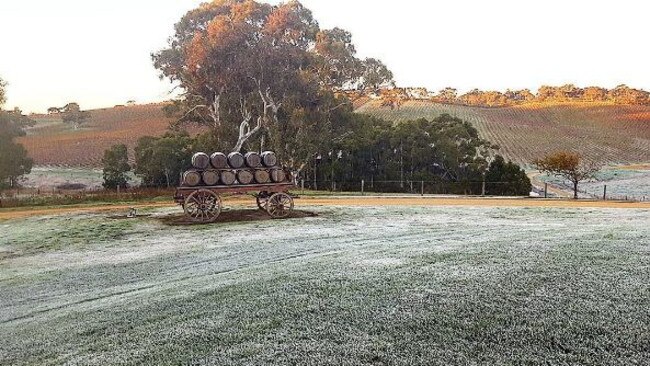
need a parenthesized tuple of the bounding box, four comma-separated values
(373, 84, 650, 108)
(454, 84, 650, 106)
(103, 113, 532, 196)
(303, 113, 530, 195)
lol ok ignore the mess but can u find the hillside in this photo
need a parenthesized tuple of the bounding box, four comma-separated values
(357, 100, 650, 166)
(18, 104, 175, 167)
(16, 101, 650, 168)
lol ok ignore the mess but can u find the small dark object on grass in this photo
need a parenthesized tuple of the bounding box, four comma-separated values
(55, 183, 87, 190)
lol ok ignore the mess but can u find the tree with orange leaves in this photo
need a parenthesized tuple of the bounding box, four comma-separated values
(534, 151, 600, 199)
(153, 0, 393, 171)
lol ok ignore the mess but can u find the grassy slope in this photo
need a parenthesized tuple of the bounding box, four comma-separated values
(16, 101, 650, 169)
(357, 100, 650, 166)
(1, 205, 649, 365)
(17, 104, 175, 167)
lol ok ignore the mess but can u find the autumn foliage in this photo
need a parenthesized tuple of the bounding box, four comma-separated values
(153, 0, 393, 170)
(365, 84, 650, 109)
(534, 151, 600, 199)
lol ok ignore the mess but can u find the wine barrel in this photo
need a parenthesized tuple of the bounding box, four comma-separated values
(202, 170, 219, 186)
(237, 170, 254, 185)
(220, 170, 236, 185)
(244, 152, 262, 168)
(192, 152, 210, 170)
(210, 152, 228, 169)
(270, 168, 285, 183)
(183, 171, 201, 187)
(261, 151, 277, 167)
(228, 152, 245, 168)
(254, 169, 270, 183)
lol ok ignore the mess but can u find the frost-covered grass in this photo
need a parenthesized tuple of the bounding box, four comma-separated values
(1, 205, 649, 365)
(539, 167, 650, 200)
(21, 166, 141, 190)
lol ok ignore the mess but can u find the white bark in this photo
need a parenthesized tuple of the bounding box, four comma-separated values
(233, 112, 261, 152)
(231, 80, 282, 152)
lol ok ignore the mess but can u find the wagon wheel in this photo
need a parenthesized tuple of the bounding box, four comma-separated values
(184, 189, 221, 223)
(266, 192, 294, 218)
(256, 193, 269, 210)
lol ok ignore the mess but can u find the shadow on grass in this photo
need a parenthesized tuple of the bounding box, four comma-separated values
(158, 208, 318, 226)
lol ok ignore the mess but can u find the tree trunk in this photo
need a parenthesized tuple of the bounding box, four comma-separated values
(573, 180, 578, 199)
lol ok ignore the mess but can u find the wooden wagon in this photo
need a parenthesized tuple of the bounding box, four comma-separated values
(173, 173, 296, 223)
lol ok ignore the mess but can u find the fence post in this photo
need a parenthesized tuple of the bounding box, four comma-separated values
(361, 179, 365, 196)
(481, 173, 486, 196)
(603, 185, 607, 200)
(544, 183, 548, 198)
(421, 180, 424, 196)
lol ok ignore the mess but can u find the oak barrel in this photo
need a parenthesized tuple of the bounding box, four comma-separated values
(191, 152, 210, 170)
(237, 170, 254, 185)
(202, 170, 219, 186)
(261, 151, 277, 167)
(220, 170, 237, 185)
(210, 152, 228, 169)
(254, 169, 270, 183)
(244, 151, 262, 168)
(228, 152, 245, 169)
(270, 168, 286, 183)
(183, 171, 202, 186)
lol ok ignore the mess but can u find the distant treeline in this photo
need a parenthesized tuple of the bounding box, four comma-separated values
(346, 84, 650, 109)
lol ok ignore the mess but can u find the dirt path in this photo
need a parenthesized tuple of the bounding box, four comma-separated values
(1, 196, 648, 221)
(0, 202, 175, 221)
(302, 196, 650, 208)
(527, 171, 572, 198)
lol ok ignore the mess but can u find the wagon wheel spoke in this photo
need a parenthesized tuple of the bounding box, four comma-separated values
(266, 193, 294, 218)
(184, 189, 221, 223)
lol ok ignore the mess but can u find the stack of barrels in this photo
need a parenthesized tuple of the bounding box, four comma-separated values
(182, 151, 288, 187)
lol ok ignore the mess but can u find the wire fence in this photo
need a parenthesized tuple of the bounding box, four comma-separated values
(298, 179, 527, 196)
(552, 182, 649, 202)
(297, 179, 649, 201)
(0, 187, 174, 208)
(1, 179, 647, 209)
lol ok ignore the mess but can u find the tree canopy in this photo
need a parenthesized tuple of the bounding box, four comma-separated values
(102, 144, 131, 189)
(153, 0, 393, 170)
(0, 80, 33, 188)
(0, 77, 6, 107)
(134, 132, 194, 187)
(60, 103, 90, 130)
(485, 155, 531, 196)
(534, 151, 599, 199)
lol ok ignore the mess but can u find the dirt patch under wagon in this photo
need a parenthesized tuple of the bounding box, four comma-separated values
(159, 208, 318, 226)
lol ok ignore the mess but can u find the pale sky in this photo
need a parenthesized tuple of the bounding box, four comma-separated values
(1, 0, 648, 113)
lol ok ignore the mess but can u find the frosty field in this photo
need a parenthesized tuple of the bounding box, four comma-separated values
(1, 205, 649, 365)
(537, 167, 650, 200)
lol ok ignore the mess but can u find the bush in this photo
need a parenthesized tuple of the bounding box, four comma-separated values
(485, 155, 531, 196)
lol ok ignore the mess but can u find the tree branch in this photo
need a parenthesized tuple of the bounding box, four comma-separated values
(232, 111, 261, 152)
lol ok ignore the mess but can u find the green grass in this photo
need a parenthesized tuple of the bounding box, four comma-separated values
(1, 205, 649, 365)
